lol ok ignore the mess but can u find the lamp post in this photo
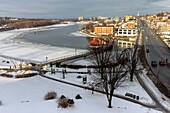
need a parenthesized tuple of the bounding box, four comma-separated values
(75, 49, 77, 55)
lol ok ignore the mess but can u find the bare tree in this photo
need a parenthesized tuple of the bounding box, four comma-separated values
(10, 59, 17, 70)
(127, 46, 138, 82)
(90, 45, 129, 108)
(127, 43, 144, 82)
(85, 22, 94, 32)
(127, 25, 142, 82)
(91, 45, 112, 79)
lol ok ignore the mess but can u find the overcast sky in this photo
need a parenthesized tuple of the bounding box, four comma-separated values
(0, 0, 169, 19)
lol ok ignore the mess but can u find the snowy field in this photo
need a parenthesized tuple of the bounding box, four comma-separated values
(0, 76, 161, 113)
(44, 59, 153, 104)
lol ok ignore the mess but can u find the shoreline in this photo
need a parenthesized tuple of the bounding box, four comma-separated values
(0, 23, 88, 62)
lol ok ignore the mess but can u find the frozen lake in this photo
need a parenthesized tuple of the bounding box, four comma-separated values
(22, 24, 90, 49)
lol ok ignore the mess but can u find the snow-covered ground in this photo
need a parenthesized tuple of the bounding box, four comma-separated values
(0, 76, 161, 113)
(44, 59, 153, 104)
(140, 69, 170, 111)
(71, 31, 87, 37)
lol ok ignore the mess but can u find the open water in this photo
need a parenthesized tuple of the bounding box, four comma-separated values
(22, 24, 90, 49)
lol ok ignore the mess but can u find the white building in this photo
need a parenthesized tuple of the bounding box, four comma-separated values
(78, 16, 84, 21)
(156, 22, 166, 27)
(160, 31, 170, 35)
(116, 29, 138, 37)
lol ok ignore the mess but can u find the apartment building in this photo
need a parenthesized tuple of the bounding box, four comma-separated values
(94, 26, 114, 35)
(125, 15, 135, 22)
(116, 28, 138, 37)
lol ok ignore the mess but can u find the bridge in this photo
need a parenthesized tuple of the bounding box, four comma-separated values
(0, 51, 91, 66)
(40, 51, 91, 66)
(0, 40, 114, 69)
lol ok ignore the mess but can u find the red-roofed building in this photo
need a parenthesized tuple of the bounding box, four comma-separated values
(90, 38, 102, 45)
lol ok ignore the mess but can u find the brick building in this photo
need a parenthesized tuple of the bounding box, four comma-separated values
(94, 26, 114, 35)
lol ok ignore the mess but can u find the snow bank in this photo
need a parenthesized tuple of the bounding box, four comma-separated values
(115, 74, 153, 104)
(71, 31, 87, 37)
(140, 69, 170, 111)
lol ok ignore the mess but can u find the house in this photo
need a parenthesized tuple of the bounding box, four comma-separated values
(156, 21, 167, 27)
(125, 15, 134, 22)
(126, 20, 136, 29)
(160, 26, 170, 32)
(78, 16, 84, 21)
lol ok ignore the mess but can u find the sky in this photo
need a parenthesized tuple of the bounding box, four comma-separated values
(0, 0, 169, 19)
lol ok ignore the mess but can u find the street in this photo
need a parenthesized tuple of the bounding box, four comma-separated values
(140, 20, 170, 89)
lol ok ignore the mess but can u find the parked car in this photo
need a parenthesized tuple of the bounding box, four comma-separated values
(151, 60, 157, 67)
(159, 60, 167, 66)
(146, 49, 150, 53)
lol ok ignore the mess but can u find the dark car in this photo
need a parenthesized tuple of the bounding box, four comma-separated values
(159, 60, 167, 66)
(151, 61, 157, 67)
(146, 49, 150, 53)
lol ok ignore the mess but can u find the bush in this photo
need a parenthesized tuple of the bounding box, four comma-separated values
(58, 97, 75, 108)
(67, 99, 74, 107)
(77, 75, 82, 78)
(44, 91, 57, 100)
(75, 94, 82, 99)
(58, 98, 69, 108)
(15, 73, 38, 78)
(0, 73, 13, 78)
(60, 95, 66, 99)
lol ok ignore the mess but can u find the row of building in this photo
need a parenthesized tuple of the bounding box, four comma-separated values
(86, 15, 138, 40)
(93, 26, 137, 37)
(146, 12, 170, 47)
(81, 15, 139, 48)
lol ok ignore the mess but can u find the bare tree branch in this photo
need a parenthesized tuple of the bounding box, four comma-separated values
(90, 44, 129, 108)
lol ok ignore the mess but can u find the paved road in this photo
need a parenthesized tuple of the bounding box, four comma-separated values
(136, 73, 169, 113)
(140, 20, 170, 89)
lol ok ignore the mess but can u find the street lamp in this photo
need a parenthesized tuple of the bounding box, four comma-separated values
(75, 49, 77, 55)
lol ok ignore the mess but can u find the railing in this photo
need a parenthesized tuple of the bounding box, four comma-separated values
(41, 51, 90, 64)
(0, 42, 113, 66)
(0, 50, 91, 66)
